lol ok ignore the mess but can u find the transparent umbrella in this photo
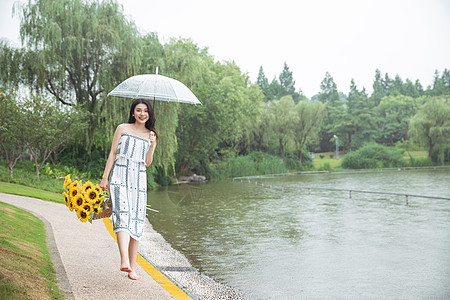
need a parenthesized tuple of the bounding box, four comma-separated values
(107, 69, 202, 105)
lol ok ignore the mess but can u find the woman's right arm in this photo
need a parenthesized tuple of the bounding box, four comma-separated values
(100, 124, 125, 192)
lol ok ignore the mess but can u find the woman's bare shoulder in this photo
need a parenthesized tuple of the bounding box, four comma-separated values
(116, 123, 131, 131)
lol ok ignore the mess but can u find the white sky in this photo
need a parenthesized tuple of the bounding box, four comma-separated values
(1, 0, 449, 98)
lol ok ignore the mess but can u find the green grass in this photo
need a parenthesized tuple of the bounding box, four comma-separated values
(0, 159, 92, 195)
(0, 201, 64, 299)
(0, 181, 63, 204)
(313, 150, 430, 170)
(313, 152, 344, 169)
(402, 150, 428, 161)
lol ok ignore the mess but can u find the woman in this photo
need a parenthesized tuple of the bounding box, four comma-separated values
(100, 99, 157, 280)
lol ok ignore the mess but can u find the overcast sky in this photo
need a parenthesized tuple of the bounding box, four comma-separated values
(1, 0, 449, 98)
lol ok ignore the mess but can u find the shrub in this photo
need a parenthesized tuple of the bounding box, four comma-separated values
(283, 155, 302, 171)
(210, 152, 288, 179)
(319, 162, 331, 171)
(341, 143, 405, 169)
(408, 157, 434, 167)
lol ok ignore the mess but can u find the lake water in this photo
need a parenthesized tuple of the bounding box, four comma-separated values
(147, 169, 450, 299)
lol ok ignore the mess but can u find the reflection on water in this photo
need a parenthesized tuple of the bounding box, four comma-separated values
(148, 169, 450, 299)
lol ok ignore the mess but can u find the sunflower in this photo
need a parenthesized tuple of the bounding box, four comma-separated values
(62, 191, 70, 207)
(69, 180, 81, 190)
(92, 205, 100, 214)
(69, 186, 79, 198)
(63, 174, 71, 189)
(82, 202, 93, 214)
(94, 184, 102, 193)
(84, 189, 100, 204)
(72, 194, 85, 210)
(81, 181, 95, 194)
(77, 209, 90, 223)
(68, 200, 75, 212)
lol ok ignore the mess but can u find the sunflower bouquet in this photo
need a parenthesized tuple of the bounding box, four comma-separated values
(62, 174, 109, 223)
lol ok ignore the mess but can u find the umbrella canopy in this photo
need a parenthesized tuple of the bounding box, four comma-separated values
(107, 74, 202, 105)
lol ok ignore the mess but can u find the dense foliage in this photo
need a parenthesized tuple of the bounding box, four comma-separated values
(341, 144, 405, 169)
(1, 0, 449, 184)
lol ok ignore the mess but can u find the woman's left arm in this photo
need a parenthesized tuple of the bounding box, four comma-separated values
(145, 132, 157, 167)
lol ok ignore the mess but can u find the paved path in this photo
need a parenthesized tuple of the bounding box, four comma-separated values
(0, 193, 177, 300)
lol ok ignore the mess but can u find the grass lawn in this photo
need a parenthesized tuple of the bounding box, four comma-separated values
(312, 152, 344, 169)
(312, 150, 429, 170)
(0, 201, 64, 299)
(0, 181, 63, 204)
(402, 150, 428, 161)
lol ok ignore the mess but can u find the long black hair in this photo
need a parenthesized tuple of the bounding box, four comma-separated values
(128, 99, 156, 132)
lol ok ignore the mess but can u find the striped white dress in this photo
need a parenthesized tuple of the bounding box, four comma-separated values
(109, 134, 150, 240)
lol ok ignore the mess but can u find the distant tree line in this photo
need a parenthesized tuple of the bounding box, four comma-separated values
(257, 66, 450, 161)
(0, 0, 449, 183)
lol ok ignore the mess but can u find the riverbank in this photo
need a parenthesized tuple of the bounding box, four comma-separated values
(0, 193, 178, 299)
(0, 185, 245, 299)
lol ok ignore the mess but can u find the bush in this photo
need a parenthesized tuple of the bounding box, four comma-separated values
(319, 162, 331, 171)
(408, 157, 434, 167)
(283, 155, 302, 171)
(210, 152, 288, 179)
(341, 143, 405, 169)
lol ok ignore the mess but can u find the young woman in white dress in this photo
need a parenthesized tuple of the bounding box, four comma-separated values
(100, 99, 157, 280)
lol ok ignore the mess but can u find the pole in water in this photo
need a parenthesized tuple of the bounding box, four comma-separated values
(405, 195, 409, 205)
(349, 190, 352, 198)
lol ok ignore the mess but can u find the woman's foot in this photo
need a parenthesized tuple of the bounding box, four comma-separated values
(120, 265, 132, 273)
(128, 270, 140, 280)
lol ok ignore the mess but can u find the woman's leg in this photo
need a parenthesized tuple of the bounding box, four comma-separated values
(116, 231, 132, 272)
(128, 238, 140, 280)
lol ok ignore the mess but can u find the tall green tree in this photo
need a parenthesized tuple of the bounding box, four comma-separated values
(279, 62, 295, 96)
(17, 0, 143, 151)
(428, 70, 447, 96)
(409, 96, 450, 161)
(293, 101, 326, 161)
(403, 79, 421, 98)
(0, 90, 27, 177)
(371, 69, 386, 107)
(257, 66, 270, 102)
(170, 39, 262, 175)
(318, 72, 340, 105)
(377, 95, 419, 145)
(22, 95, 77, 179)
(269, 95, 297, 158)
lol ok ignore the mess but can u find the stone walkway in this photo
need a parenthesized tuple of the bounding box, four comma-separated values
(0, 193, 176, 300)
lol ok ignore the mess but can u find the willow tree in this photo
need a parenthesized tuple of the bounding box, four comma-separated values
(293, 101, 326, 161)
(16, 0, 143, 151)
(269, 95, 297, 158)
(409, 96, 450, 162)
(164, 38, 263, 175)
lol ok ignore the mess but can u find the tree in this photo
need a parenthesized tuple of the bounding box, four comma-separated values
(371, 69, 386, 107)
(16, 0, 143, 151)
(382, 73, 394, 95)
(318, 72, 340, 105)
(428, 70, 447, 96)
(170, 39, 262, 175)
(390, 75, 405, 96)
(267, 77, 284, 101)
(257, 66, 270, 102)
(442, 69, 450, 94)
(279, 62, 295, 96)
(269, 95, 297, 158)
(293, 101, 326, 161)
(0, 90, 27, 177)
(409, 96, 450, 162)
(377, 95, 418, 145)
(22, 95, 77, 179)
